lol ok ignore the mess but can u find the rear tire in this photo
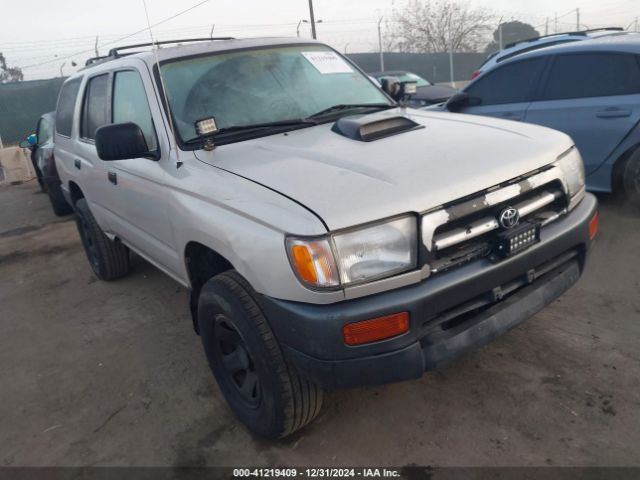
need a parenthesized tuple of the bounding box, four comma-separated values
(621, 148, 640, 210)
(74, 198, 130, 280)
(198, 271, 323, 439)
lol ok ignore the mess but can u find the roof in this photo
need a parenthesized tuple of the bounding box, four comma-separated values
(79, 37, 324, 72)
(498, 32, 640, 65)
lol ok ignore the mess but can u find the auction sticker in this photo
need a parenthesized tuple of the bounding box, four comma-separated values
(302, 51, 353, 74)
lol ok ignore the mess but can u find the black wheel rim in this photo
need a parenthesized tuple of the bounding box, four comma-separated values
(214, 314, 261, 408)
(76, 214, 100, 273)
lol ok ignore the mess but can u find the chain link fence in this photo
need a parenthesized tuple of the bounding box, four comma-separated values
(0, 77, 65, 146)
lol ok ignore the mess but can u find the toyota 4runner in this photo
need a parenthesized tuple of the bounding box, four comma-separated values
(54, 38, 598, 438)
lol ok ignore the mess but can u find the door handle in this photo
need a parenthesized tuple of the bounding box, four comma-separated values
(108, 171, 117, 185)
(74, 159, 81, 170)
(596, 108, 631, 118)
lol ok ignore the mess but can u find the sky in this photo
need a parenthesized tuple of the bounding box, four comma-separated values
(1, 0, 638, 80)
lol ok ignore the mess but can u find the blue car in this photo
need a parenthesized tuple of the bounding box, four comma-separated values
(430, 33, 640, 207)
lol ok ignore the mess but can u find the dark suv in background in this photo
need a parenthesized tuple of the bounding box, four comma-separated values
(20, 112, 73, 216)
(434, 34, 640, 208)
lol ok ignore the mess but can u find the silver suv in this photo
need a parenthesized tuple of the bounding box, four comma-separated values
(54, 37, 598, 438)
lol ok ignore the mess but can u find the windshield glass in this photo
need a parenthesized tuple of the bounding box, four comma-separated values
(160, 45, 391, 142)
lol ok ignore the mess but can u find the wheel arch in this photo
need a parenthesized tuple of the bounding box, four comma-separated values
(184, 241, 235, 334)
(68, 180, 85, 205)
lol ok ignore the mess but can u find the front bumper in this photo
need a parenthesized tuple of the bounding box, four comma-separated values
(259, 194, 598, 389)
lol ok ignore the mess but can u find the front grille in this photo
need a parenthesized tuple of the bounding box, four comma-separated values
(421, 167, 569, 274)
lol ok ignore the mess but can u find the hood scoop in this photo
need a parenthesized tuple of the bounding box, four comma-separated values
(332, 115, 424, 142)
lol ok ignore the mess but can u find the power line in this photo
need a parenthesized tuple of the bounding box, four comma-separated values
(19, 0, 211, 70)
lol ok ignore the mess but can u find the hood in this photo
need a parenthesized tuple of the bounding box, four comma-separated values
(195, 108, 573, 232)
(414, 84, 458, 102)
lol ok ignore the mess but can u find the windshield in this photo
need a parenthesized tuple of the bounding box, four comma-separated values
(160, 45, 391, 143)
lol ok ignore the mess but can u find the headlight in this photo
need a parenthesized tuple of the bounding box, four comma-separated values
(554, 146, 585, 207)
(287, 215, 418, 289)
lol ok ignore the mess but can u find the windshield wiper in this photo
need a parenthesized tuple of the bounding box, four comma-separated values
(184, 118, 317, 144)
(306, 103, 395, 120)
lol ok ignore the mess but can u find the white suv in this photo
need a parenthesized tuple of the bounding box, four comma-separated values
(54, 37, 598, 438)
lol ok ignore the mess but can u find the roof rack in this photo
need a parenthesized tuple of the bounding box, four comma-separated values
(504, 27, 624, 49)
(85, 56, 110, 66)
(107, 37, 235, 57)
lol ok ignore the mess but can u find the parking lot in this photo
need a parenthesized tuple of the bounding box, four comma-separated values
(1, 182, 640, 467)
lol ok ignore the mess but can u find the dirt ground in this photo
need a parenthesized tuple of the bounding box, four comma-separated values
(1, 182, 639, 468)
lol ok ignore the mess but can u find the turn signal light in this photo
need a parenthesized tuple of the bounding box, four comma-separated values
(343, 312, 410, 346)
(589, 211, 599, 240)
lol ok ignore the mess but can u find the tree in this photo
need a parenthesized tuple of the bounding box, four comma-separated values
(0, 53, 24, 83)
(388, 0, 494, 53)
(485, 21, 540, 54)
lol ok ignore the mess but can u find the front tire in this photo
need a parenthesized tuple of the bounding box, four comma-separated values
(198, 271, 323, 438)
(74, 198, 130, 280)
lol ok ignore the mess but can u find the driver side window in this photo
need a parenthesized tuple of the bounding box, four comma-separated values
(466, 58, 545, 106)
(112, 70, 158, 151)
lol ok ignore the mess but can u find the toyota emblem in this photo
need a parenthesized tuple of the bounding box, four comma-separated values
(499, 207, 520, 229)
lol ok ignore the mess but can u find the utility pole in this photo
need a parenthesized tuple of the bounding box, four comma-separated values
(499, 24, 503, 50)
(60, 62, 65, 77)
(635, 17, 638, 32)
(209, 24, 215, 38)
(554, 12, 558, 33)
(576, 8, 580, 30)
(344, 42, 350, 54)
(94, 36, 99, 57)
(545, 17, 549, 36)
(297, 20, 303, 37)
(378, 17, 385, 71)
(308, 0, 317, 39)
(449, 26, 455, 87)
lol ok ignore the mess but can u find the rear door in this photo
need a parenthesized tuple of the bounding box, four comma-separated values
(524, 52, 640, 175)
(75, 72, 114, 229)
(54, 77, 83, 200)
(461, 57, 547, 121)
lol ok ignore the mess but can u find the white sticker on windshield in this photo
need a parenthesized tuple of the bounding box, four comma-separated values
(302, 51, 353, 74)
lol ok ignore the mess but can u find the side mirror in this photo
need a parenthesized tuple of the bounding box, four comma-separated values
(445, 92, 472, 112)
(27, 134, 38, 146)
(19, 140, 31, 149)
(95, 122, 154, 161)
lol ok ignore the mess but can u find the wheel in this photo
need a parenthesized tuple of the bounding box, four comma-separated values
(47, 182, 73, 216)
(621, 148, 640, 209)
(74, 198, 130, 280)
(198, 271, 323, 438)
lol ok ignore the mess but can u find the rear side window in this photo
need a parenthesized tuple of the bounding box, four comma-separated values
(81, 74, 110, 140)
(55, 78, 81, 137)
(112, 70, 158, 151)
(541, 53, 640, 100)
(466, 58, 545, 106)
